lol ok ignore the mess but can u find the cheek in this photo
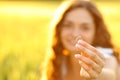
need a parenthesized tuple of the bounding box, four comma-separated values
(60, 30, 67, 43)
(60, 29, 70, 38)
(60, 30, 65, 39)
(88, 30, 95, 44)
(88, 34, 94, 44)
(83, 30, 95, 44)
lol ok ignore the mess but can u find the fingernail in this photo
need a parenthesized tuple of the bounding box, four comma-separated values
(78, 39, 83, 44)
(75, 44, 82, 49)
(75, 44, 79, 48)
(74, 54, 81, 58)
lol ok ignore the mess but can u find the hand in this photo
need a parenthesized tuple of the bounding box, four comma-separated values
(75, 40, 105, 79)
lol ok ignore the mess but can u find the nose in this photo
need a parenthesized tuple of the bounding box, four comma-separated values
(72, 28, 82, 38)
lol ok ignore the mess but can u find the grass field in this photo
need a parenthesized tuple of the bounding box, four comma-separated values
(0, 1, 120, 80)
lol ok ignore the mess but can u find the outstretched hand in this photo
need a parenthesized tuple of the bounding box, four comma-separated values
(75, 40, 105, 79)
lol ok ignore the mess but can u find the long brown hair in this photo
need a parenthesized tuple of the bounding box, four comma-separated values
(47, 0, 119, 80)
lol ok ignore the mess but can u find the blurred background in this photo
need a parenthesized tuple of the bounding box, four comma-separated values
(0, 0, 120, 80)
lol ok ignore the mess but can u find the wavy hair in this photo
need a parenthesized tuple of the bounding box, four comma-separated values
(47, 0, 119, 80)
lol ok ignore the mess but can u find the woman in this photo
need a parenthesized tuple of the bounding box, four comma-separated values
(41, 0, 119, 80)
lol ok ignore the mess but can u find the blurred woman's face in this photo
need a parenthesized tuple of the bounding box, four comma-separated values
(60, 8, 95, 53)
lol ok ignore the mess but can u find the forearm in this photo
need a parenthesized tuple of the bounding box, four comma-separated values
(92, 68, 116, 80)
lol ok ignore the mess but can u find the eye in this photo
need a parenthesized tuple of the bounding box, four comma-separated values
(80, 24, 90, 31)
(62, 22, 73, 29)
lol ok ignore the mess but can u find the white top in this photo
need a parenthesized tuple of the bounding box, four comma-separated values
(96, 47, 113, 59)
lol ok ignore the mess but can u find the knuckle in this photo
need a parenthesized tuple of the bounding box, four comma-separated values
(91, 54, 97, 58)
